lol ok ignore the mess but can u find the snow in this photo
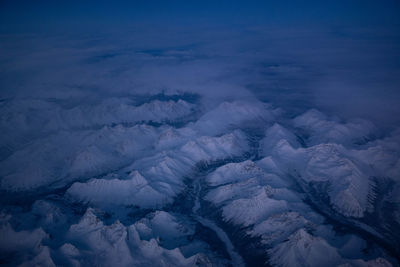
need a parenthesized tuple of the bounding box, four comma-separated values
(134, 211, 194, 244)
(66, 171, 167, 208)
(248, 212, 312, 246)
(350, 130, 400, 181)
(271, 141, 373, 217)
(180, 130, 248, 162)
(221, 188, 288, 226)
(66, 128, 249, 209)
(19, 246, 56, 267)
(0, 95, 398, 266)
(194, 214, 245, 267)
(194, 100, 279, 135)
(293, 109, 375, 146)
(206, 160, 264, 186)
(260, 123, 300, 155)
(204, 151, 391, 266)
(339, 258, 392, 267)
(0, 219, 47, 254)
(63, 208, 222, 267)
(268, 228, 343, 267)
(0, 124, 161, 191)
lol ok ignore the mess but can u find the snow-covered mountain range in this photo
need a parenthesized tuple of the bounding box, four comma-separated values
(0, 94, 399, 266)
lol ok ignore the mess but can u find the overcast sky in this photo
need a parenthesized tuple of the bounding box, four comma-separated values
(1, 1, 400, 128)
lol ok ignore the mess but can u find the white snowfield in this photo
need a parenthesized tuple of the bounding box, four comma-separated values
(268, 228, 391, 267)
(66, 129, 249, 209)
(201, 106, 400, 266)
(205, 158, 394, 266)
(0, 97, 399, 266)
(65, 208, 223, 267)
(0, 100, 256, 192)
(272, 140, 374, 218)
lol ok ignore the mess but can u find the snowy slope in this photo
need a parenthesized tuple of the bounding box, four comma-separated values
(0, 96, 398, 266)
(271, 141, 374, 217)
(293, 109, 375, 146)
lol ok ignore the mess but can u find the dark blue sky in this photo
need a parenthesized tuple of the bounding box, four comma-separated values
(1, 0, 400, 32)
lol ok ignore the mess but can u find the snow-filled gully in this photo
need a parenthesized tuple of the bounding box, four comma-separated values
(191, 177, 245, 267)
